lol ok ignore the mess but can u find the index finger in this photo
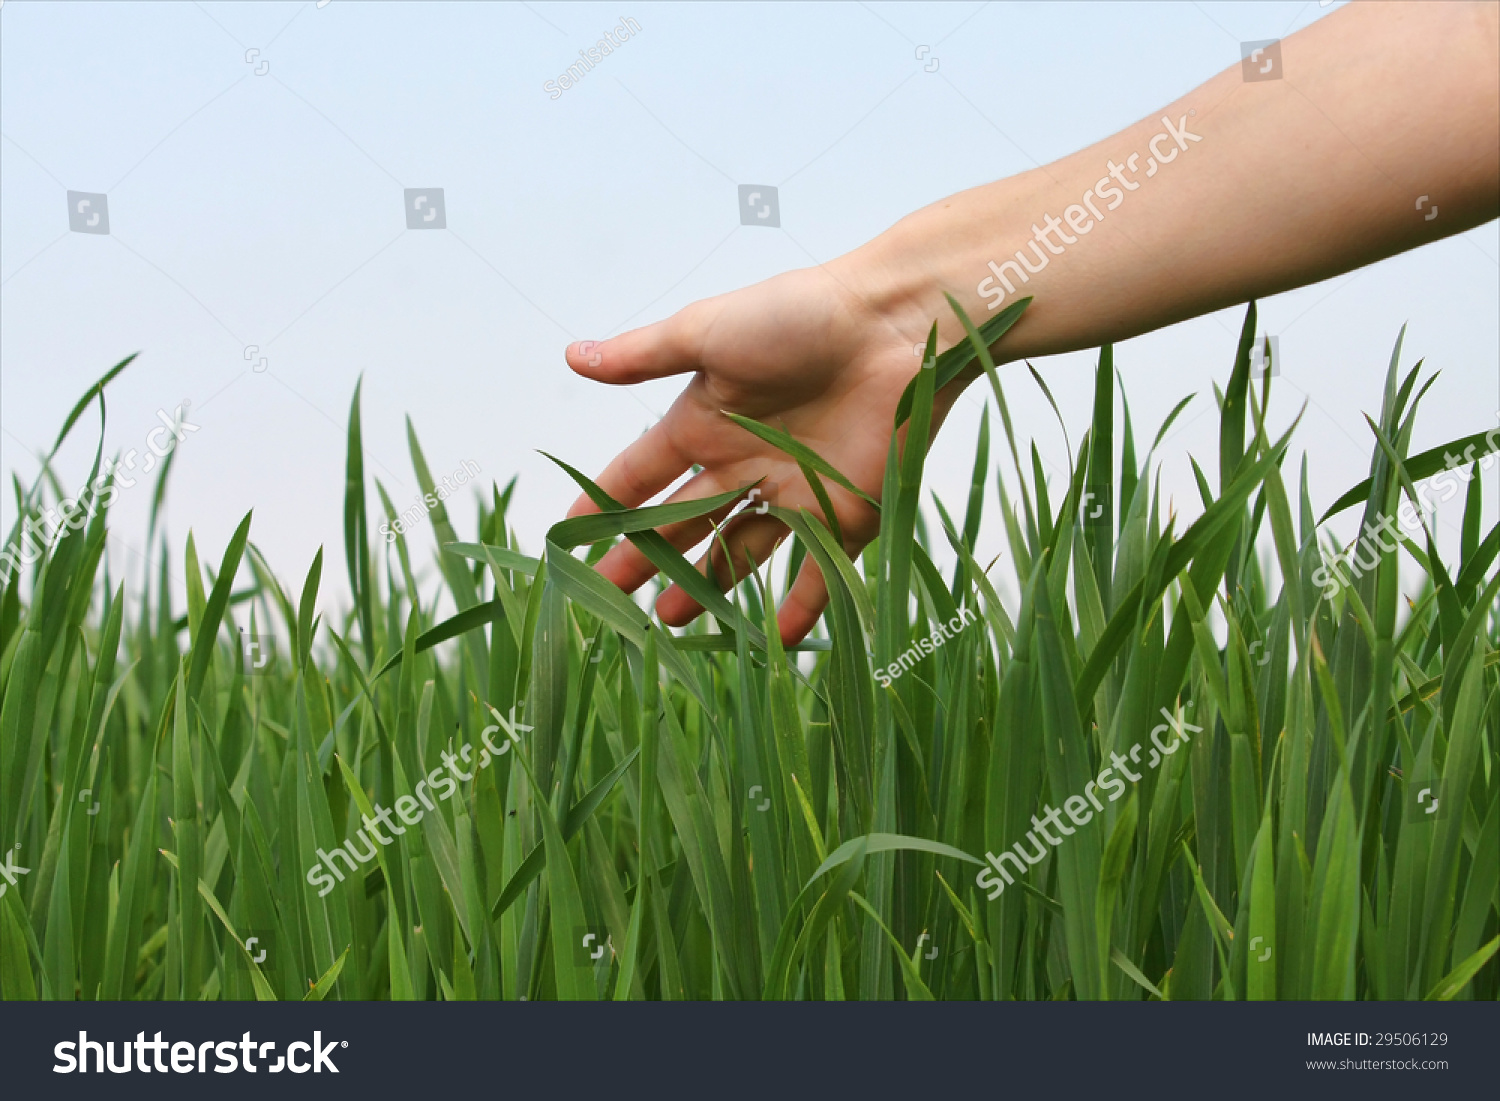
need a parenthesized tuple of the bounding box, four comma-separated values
(565, 416, 691, 518)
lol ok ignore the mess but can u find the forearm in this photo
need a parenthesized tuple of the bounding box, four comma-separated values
(846, 1, 1499, 373)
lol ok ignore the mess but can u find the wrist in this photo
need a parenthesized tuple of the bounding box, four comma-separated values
(840, 169, 1057, 370)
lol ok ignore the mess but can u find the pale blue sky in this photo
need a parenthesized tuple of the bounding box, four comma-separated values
(2, 0, 1496, 618)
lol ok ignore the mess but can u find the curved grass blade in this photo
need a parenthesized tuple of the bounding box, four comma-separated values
(1320, 429, 1499, 521)
(303, 946, 351, 1001)
(489, 746, 641, 920)
(374, 599, 507, 680)
(720, 415, 879, 509)
(185, 510, 252, 703)
(895, 296, 1031, 426)
(805, 833, 980, 890)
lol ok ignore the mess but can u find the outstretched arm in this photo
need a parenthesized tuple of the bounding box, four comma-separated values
(563, 0, 1499, 643)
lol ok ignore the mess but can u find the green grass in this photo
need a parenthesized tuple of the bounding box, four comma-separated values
(1, 298, 1496, 1001)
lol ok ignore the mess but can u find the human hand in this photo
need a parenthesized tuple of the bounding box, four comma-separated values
(563, 254, 960, 645)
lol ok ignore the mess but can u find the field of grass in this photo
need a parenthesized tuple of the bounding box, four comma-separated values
(1, 298, 1496, 1001)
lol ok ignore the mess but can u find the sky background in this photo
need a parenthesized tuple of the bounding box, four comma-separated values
(2, 0, 1496, 623)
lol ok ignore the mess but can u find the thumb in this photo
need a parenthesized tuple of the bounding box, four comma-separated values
(566, 309, 704, 385)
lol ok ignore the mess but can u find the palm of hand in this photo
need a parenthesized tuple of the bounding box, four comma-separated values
(566, 263, 936, 642)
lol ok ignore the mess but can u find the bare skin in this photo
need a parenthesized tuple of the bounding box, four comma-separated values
(562, 1, 1500, 644)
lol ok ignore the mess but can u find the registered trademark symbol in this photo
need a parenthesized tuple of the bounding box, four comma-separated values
(342, 1041, 348, 1047)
